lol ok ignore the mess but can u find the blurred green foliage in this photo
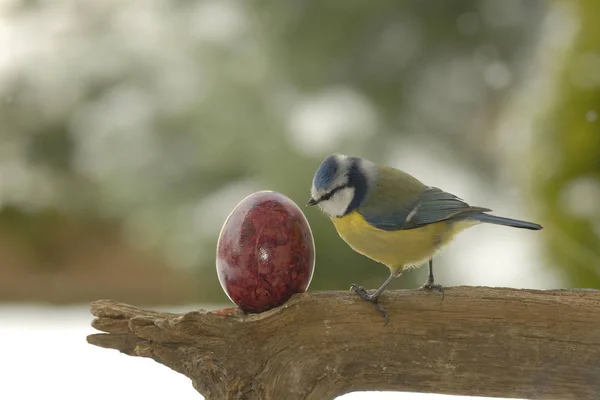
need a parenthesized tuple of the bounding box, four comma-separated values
(532, 0, 600, 288)
(0, 0, 597, 303)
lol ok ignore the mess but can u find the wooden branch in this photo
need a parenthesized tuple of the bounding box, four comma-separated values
(87, 287, 600, 400)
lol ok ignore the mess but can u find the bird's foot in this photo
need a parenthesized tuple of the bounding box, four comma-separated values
(349, 284, 374, 301)
(419, 281, 445, 300)
(349, 284, 389, 325)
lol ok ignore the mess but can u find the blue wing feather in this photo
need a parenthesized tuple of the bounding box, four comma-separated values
(359, 186, 491, 231)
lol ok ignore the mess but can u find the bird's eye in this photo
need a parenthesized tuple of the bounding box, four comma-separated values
(320, 184, 349, 202)
(320, 192, 332, 201)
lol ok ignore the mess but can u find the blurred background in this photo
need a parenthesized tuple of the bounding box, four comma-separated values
(1, 0, 599, 399)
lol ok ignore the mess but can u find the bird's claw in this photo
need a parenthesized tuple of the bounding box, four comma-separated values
(349, 284, 372, 301)
(420, 281, 445, 300)
(349, 284, 390, 325)
(372, 302, 390, 326)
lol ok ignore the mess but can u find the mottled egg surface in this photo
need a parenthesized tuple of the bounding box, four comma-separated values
(216, 191, 315, 313)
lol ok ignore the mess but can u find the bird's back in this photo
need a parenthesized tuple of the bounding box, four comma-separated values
(360, 166, 424, 212)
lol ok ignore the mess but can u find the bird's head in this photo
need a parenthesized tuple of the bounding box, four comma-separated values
(308, 154, 376, 217)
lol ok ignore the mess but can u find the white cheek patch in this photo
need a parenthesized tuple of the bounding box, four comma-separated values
(319, 187, 355, 217)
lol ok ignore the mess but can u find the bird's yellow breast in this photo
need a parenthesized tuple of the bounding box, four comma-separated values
(331, 211, 477, 271)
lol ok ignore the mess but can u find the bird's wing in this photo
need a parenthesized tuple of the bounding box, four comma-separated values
(358, 168, 490, 231)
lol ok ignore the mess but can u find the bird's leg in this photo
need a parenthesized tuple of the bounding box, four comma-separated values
(350, 270, 401, 325)
(370, 271, 401, 301)
(425, 258, 435, 286)
(420, 259, 444, 298)
(350, 271, 399, 302)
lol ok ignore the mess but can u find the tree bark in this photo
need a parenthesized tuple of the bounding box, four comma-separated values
(87, 287, 600, 400)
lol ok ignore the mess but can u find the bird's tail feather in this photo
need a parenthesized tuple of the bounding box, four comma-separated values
(470, 213, 543, 230)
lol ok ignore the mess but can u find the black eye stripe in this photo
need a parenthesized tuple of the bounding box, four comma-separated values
(319, 184, 350, 202)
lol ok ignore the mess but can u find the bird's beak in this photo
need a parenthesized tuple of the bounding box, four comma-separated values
(307, 197, 318, 207)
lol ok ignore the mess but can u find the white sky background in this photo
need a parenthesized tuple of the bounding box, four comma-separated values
(0, 305, 524, 400)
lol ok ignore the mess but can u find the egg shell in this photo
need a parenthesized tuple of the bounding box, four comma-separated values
(216, 190, 315, 313)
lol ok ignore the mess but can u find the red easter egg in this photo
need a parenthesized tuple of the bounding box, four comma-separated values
(216, 191, 315, 313)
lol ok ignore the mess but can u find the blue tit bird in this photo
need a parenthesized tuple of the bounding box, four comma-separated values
(307, 154, 543, 322)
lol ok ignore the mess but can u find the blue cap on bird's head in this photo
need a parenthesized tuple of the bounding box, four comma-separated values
(307, 154, 375, 217)
(312, 154, 341, 192)
(307, 154, 349, 206)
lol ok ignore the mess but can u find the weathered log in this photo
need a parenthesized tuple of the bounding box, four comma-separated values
(87, 287, 600, 400)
